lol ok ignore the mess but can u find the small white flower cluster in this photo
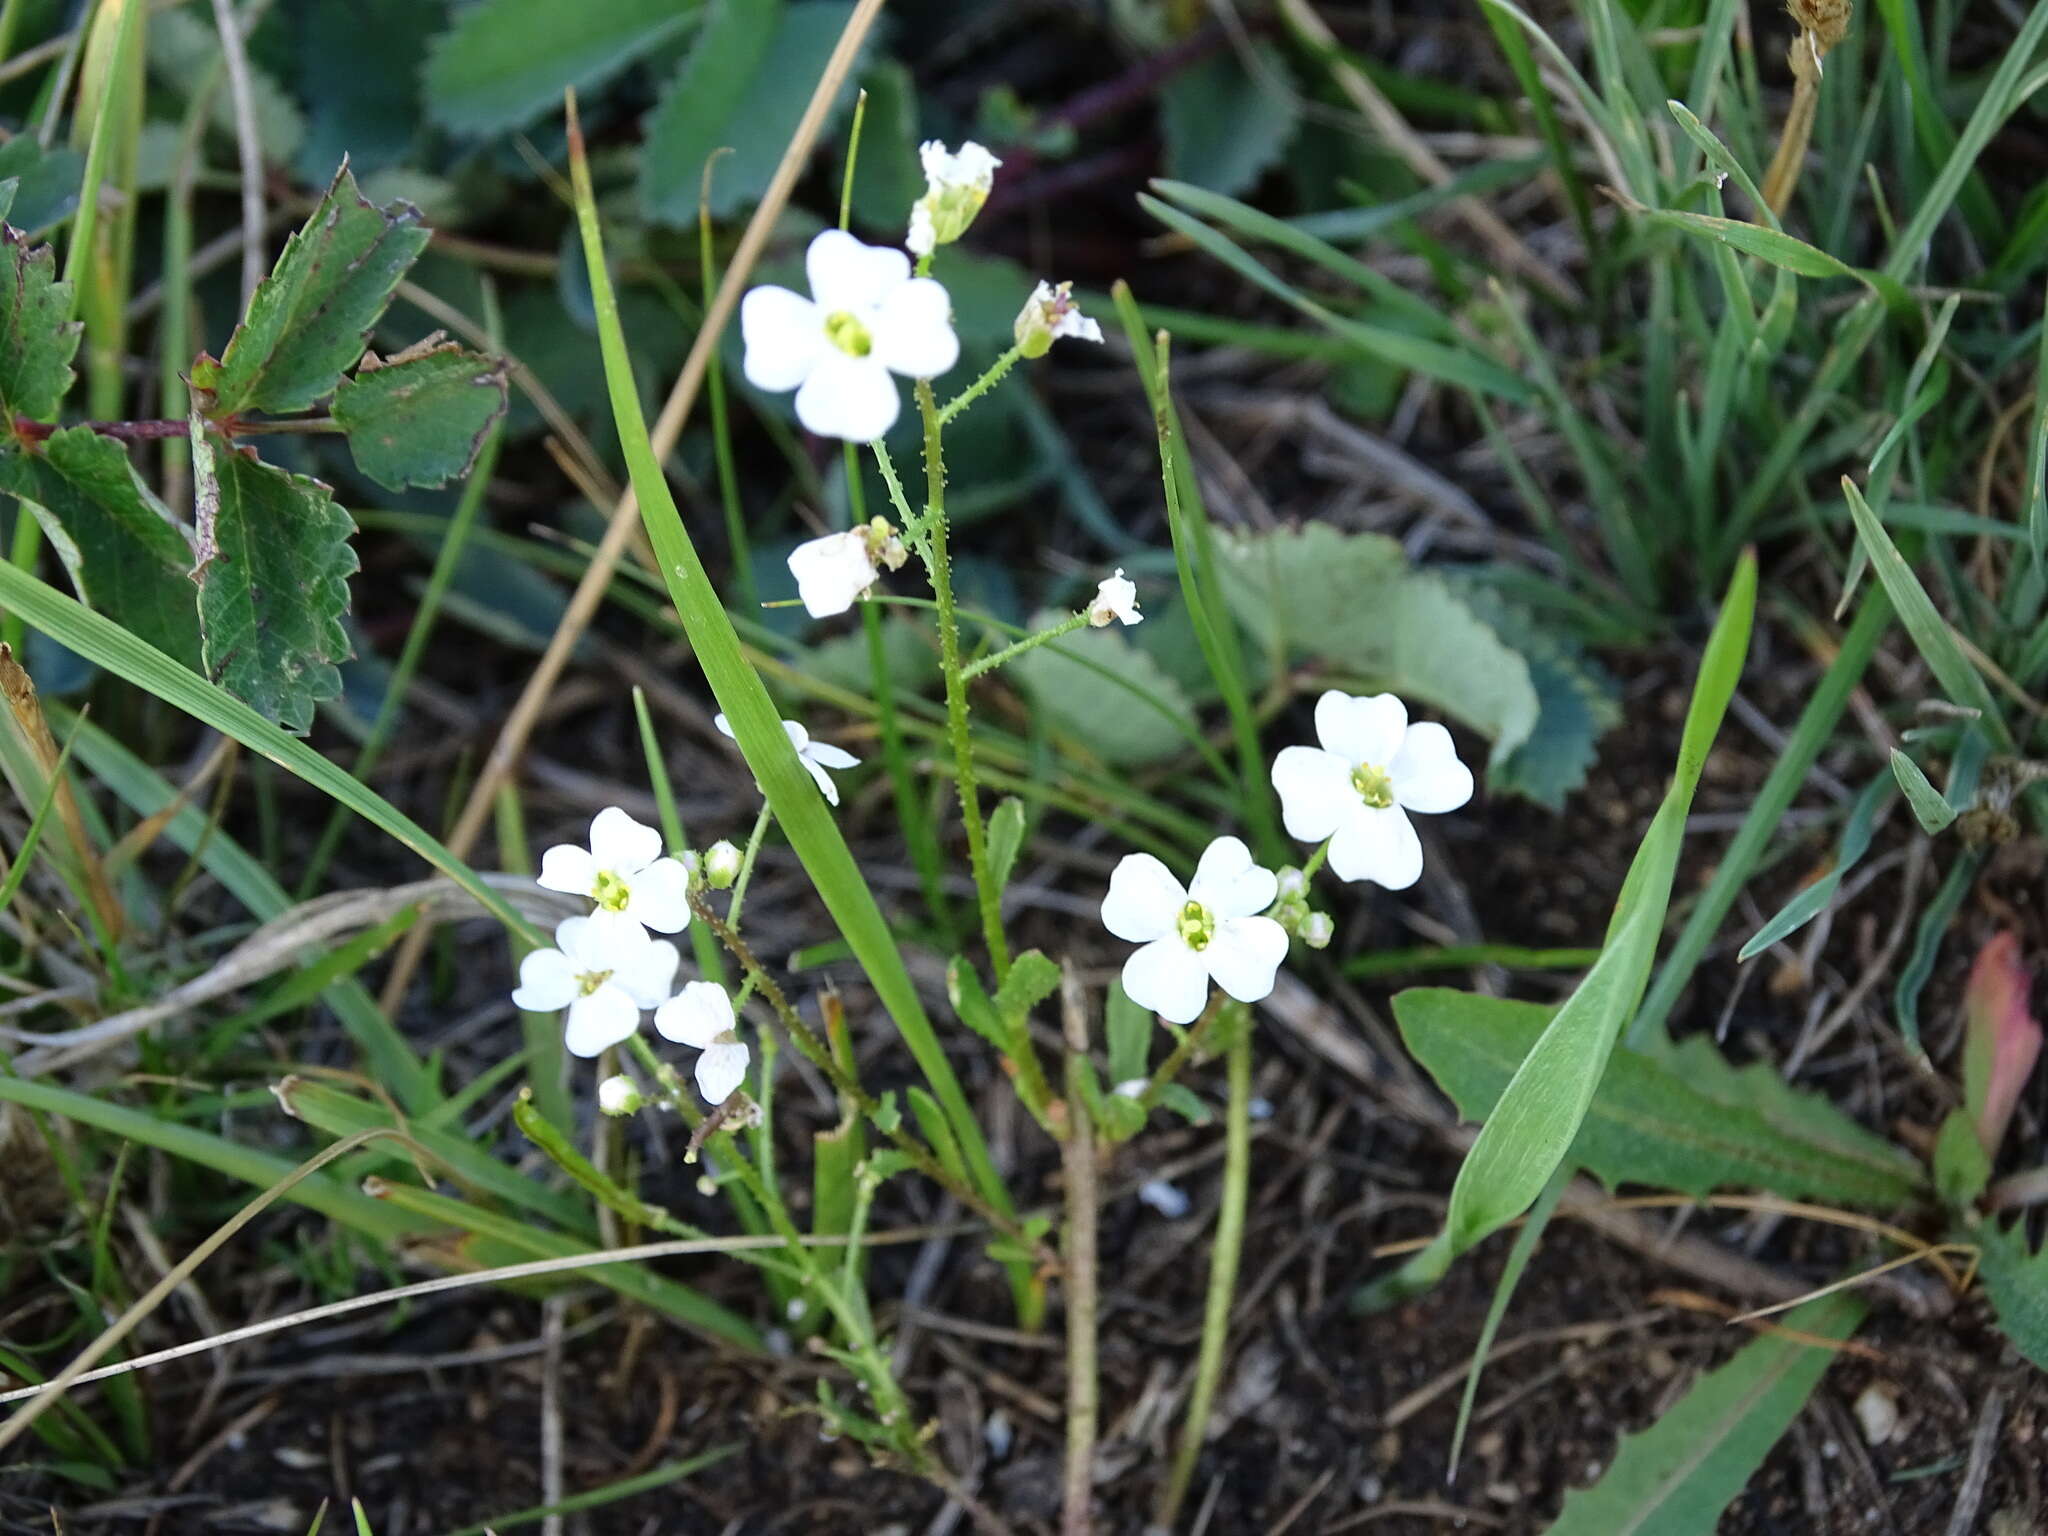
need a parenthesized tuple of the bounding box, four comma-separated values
(1101, 692, 1472, 1023)
(512, 807, 751, 1104)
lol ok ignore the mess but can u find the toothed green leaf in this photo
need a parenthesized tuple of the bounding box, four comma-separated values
(0, 227, 79, 422)
(333, 343, 509, 490)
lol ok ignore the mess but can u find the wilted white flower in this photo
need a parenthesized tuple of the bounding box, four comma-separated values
(654, 980, 752, 1103)
(702, 839, 743, 889)
(785, 512, 912, 618)
(1270, 691, 1472, 890)
(741, 229, 958, 441)
(1014, 280, 1102, 358)
(512, 913, 679, 1058)
(536, 806, 690, 935)
(1100, 836, 1288, 1025)
(597, 1075, 643, 1116)
(715, 713, 862, 807)
(1087, 569, 1141, 627)
(907, 140, 1000, 257)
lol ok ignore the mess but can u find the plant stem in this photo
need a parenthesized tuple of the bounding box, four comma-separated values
(1156, 1027, 1251, 1530)
(8, 413, 343, 443)
(916, 380, 1011, 981)
(724, 801, 774, 929)
(1137, 993, 1226, 1111)
(1760, 35, 1822, 214)
(961, 610, 1088, 682)
(938, 346, 1022, 427)
(1058, 966, 1099, 1536)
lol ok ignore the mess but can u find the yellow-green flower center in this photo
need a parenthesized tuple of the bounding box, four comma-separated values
(1351, 762, 1395, 810)
(591, 870, 632, 912)
(1176, 899, 1215, 952)
(824, 310, 872, 357)
(576, 968, 614, 997)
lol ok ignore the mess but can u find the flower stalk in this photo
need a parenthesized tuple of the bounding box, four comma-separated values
(960, 609, 1090, 681)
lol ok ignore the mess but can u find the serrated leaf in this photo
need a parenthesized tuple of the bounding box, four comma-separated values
(1159, 39, 1298, 196)
(0, 427, 199, 669)
(295, 0, 439, 179)
(1011, 608, 1201, 767)
(423, 0, 698, 135)
(1396, 990, 1924, 1209)
(1548, 1292, 1866, 1535)
(191, 431, 356, 733)
(1214, 524, 1540, 764)
(148, 8, 305, 166)
(333, 343, 508, 490)
(1659, 1034, 1913, 1176)
(192, 165, 430, 417)
(1455, 580, 1619, 807)
(640, 0, 857, 224)
(1976, 1218, 2048, 1371)
(0, 228, 79, 422)
(0, 138, 83, 233)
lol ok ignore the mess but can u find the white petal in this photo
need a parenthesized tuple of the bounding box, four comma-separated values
(1269, 745, 1354, 843)
(654, 980, 736, 1048)
(1388, 721, 1474, 815)
(740, 286, 823, 393)
(556, 910, 648, 969)
(624, 858, 691, 934)
(1188, 836, 1276, 920)
(1122, 937, 1209, 1025)
(535, 843, 597, 897)
(906, 203, 936, 257)
(563, 986, 641, 1057)
(714, 712, 737, 741)
(1101, 853, 1187, 942)
(801, 753, 842, 806)
(510, 947, 578, 1012)
(803, 741, 861, 770)
(1327, 805, 1423, 890)
(806, 228, 909, 313)
(588, 805, 662, 874)
(786, 530, 879, 616)
(694, 1039, 751, 1103)
(1314, 690, 1407, 768)
(614, 938, 680, 1009)
(781, 718, 812, 752)
(1205, 916, 1288, 1005)
(872, 278, 959, 380)
(794, 352, 901, 443)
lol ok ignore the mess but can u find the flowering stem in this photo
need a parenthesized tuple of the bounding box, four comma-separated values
(1137, 993, 1227, 1111)
(917, 379, 1012, 981)
(1058, 967, 1100, 1536)
(1155, 1027, 1251, 1530)
(937, 345, 1022, 428)
(960, 609, 1088, 682)
(724, 801, 775, 929)
(1301, 839, 1330, 882)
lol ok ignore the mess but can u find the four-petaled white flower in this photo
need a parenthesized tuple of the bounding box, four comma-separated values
(741, 229, 958, 442)
(654, 980, 752, 1103)
(537, 806, 690, 934)
(716, 713, 862, 806)
(1088, 569, 1141, 627)
(907, 140, 1000, 257)
(512, 913, 680, 1058)
(1014, 280, 1102, 358)
(1101, 836, 1288, 1025)
(788, 529, 879, 617)
(1269, 690, 1473, 890)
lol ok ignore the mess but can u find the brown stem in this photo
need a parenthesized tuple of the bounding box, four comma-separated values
(10, 413, 341, 444)
(1058, 965, 1099, 1536)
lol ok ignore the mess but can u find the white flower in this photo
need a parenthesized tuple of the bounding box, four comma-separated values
(741, 229, 958, 442)
(1100, 836, 1288, 1025)
(536, 806, 691, 935)
(907, 140, 1000, 257)
(1270, 691, 1473, 890)
(654, 980, 752, 1103)
(597, 1075, 643, 1115)
(512, 913, 679, 1058)
(788, 529, 880, 617)
(1088, 569, 1141, 627)
(716, 713, 862, 806)
(1014, 280, 1102, 357)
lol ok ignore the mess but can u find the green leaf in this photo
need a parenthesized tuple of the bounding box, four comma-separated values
(1396, 990, 1925, 1209)
(1106, 981, 1152, 1086)
(0, 426, 200, 669)
(1977, 1218, 2048, 1371)
(994, 949, 1060, 1029)
(1454, 579, 1619, 807)
(986, 795, 1025, 897)
(946, 955, 1012, 1055)
(333, 343, 509, 490)
(1739, 775, 1891, 961)
(1547, 1291, 1866, 1535)
(1659, 1034, 1912, 1175)
(1933, 1111, 1990, 1207)
(844, 61, 921, 232)
(192, 428, 357, 733)
(1159, 39, 1299, 196)
(1890, 747, 1957, 833)
(1012, 609, 1203, 767)
(147, 8, 306, 168)
(1214, 523, 1541, 765)
(0, 137, 84, 233)
(191, 166, 430, 417)
(0, 227, 79, 421)
(423, 0, 699, 136)
(640, 1, 856, 224)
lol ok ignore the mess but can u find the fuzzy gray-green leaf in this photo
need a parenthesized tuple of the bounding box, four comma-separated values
(333, 344, 509, 490)
(1012, 610, 1201, 768)
(1976, 1218, 2048, 1371)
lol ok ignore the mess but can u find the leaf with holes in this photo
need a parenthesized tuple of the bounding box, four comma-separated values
(191, 425, 356, 733)
(423, 0, 700, 136)
(191, 166, 429, 417)
(0, 228, 78, 423)
(0, 427, 200, 669)
(334, 342, 508, 490)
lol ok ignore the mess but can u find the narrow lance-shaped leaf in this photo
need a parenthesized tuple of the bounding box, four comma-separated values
(333, 339, 509, 490)
(191, 164, 429, 417)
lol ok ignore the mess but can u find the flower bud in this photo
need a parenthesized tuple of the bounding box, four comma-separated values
(597, 1075, 643, 1116)
(703, 839, 744, 889)
(1275, 866, 1307, 900)
(907, 141, 1000, 257)
(1014, 280, 1103, 359)
(1299, 912, 1334, 950)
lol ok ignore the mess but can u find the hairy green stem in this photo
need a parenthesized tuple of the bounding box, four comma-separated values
(1059, 967, 1100, 1536)
(938, 345, 1022, 427)
(961, 610, 1089, 682)
(724, 801, 774, 929)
